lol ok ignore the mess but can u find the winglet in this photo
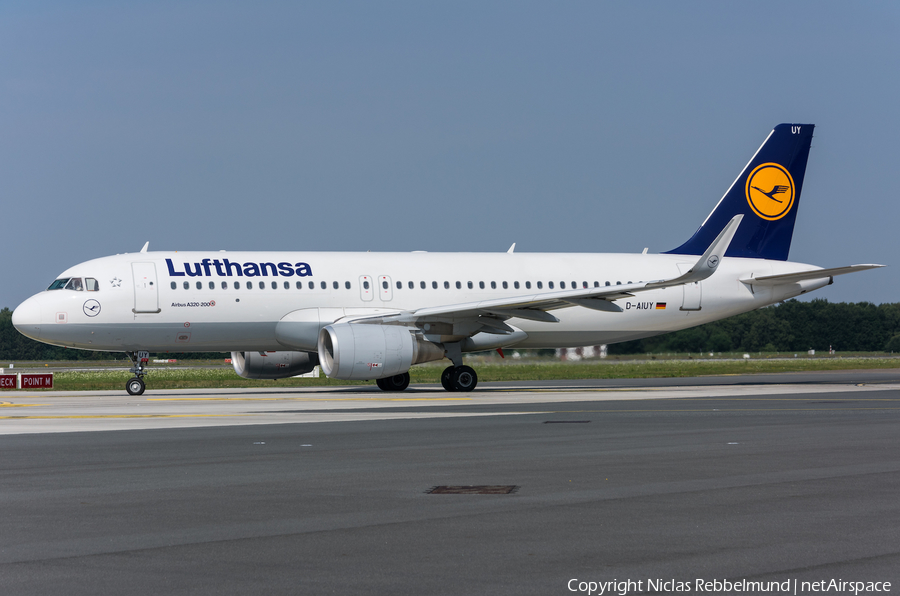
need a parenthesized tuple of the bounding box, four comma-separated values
(140, 241, 149, 253)
(507, 243, 516, 254)
(648, 214, 743, 288)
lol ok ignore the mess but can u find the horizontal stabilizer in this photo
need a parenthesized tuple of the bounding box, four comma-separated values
(741, 264, 884, 286)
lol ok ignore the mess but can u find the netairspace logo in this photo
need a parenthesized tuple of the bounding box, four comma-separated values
(566, 578, 892, 595)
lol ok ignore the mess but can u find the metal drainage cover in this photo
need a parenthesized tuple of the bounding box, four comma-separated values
(427, 485, 519, 495)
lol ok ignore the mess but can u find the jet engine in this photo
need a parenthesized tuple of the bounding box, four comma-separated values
(317, 323, 444, 380)
(231, 350, 319, 379)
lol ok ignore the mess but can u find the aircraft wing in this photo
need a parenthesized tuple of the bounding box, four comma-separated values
(740, 264, 884, 286)
(355, 216, 743, 332)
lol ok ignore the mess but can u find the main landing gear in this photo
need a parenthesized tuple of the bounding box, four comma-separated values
(125, 350, 150, 396)
(440, 365, 478, 392)
(374, 343, 479, 393)
(439, 342, 478, 392)
(376, 373, 410, 392)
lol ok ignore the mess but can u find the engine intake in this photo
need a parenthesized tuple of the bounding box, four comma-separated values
(231, 351, 319, 379)
(318, 323, 444, 380)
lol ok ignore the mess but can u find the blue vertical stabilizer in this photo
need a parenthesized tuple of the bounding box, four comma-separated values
(666, 123, 814, 261)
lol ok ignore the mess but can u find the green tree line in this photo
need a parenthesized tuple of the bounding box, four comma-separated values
(3, 300, 900, 360)
(609, 299, 900, 355)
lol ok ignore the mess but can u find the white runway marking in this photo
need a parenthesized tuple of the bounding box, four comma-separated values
(1, 382, 899, 435)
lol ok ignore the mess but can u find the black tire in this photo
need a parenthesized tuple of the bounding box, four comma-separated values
(376, 374, 410, 392)
(383, 373, 410, 391)
(126, 377, 145, 396)
(453, 365, 477, 392)
(441, 366, 458, 391)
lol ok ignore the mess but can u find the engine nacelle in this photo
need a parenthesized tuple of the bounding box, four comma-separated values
(317, 323, 445, 380)
(231, 351, 319, 379)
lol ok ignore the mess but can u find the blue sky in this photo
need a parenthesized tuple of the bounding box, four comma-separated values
(2, 1, 897, 309)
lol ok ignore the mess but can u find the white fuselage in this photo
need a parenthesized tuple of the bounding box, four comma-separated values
(12, 251, 826, 354)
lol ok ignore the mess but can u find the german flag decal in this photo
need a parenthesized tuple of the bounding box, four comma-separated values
(656, 302, 667, 310)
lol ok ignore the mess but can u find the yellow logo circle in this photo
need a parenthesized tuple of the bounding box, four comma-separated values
(745, 162, 795, 220)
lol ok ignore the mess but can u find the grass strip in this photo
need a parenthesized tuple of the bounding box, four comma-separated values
(13, 357, 899, 392)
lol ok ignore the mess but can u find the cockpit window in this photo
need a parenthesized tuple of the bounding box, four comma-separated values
(85, 278, 99, 291)
(64, 278, 84, 291)
(48, 278, 70, 290)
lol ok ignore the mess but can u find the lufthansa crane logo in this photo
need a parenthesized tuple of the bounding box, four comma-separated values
(745, 162, 795, 221)
(83, 300, 101, 317)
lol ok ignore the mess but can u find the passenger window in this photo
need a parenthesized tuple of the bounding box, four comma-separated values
(209, 281, 215, 290)
(285, 281, 290, 289)
(467, 281, 473, 289)
(432, 281, 438, 289)
(502, 281, 508, 289)
(296, 281, 303, 289)
(248, 281, 254, 289)
(259, 282, 264, 290)
(333, 281, 339, 290)
(321, 281, 327, 290)
(309, 281, 314, 289)
(345, 281, 350, 290)
(616, 281, 621, 285)
(560, 282, 565, 289)
(594, 281, 599, 287)
(537, 281, 542, 289)
(171, 282, 177, 290)
(235, 281, 241, 289)
(272, 281, 278, 289)
(196, 281, 202, 290)
(408, 281, 414, 289)
(479, 281, 485, 289)
(491, 281, 496, 289)
(183, 281, 189, 290)
(525, 281, 531, 289)
(396, 281, 401, 289)
(605, 281, 611, 286)
(223, 281, 229, 289)
(582, 281, 588, 288)
(549, 281, 555, 289)
(363, 280, 370, 290)
(456, 281, 461, 289)
(514, 281, 519, 289)
(420, 281, 426, 289)
(85, 278, 99, 291)
(444, 281, 449, 289)
(383, 281, 389, 289)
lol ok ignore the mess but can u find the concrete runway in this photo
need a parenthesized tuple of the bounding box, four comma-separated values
(2, 371, 900, 594)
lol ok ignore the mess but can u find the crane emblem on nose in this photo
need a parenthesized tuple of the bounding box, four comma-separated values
(83, 300, 101, 317)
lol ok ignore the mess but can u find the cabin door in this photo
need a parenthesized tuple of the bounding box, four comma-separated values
(132, 262, 161, 313)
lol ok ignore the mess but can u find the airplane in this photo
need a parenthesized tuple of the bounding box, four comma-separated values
(12, 123, 882, 396)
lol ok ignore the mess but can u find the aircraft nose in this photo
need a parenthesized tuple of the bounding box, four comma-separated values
(12, 297, 42, 341)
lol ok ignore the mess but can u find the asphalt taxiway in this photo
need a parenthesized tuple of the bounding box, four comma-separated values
(2, 371, 900, 594)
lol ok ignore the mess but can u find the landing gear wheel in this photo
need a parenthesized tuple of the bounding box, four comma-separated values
(441, 366, 457, 392)
(376, 373, 410, 392)
(453, 365, 477, 392)
(126, 377, 145, 396)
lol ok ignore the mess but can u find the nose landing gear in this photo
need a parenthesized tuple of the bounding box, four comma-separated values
(125, 351, 150, 396)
